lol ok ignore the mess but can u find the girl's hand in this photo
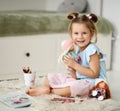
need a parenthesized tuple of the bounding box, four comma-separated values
(69, 68, 76, 79)
(63, 55, 76, 69)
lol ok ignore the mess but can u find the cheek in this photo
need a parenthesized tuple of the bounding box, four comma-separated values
(86, 35, 92, 41)
(71, 35, 75, 40)
(72, 38, 76, 43)
(73, 39, 77, 45)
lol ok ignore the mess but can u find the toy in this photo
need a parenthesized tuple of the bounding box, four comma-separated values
(89, 79, 111, 101)
(57, 0, 87, 13)
(58, 40, 81, 66)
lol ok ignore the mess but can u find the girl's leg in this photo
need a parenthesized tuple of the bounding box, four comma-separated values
(45, 75, 71, 97)
(51, 86, 71, 97)
(26, 76, 71, 97)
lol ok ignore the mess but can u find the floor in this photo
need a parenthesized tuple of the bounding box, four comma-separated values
(0, 70, 120, 102)
(107, 70, 120, 102)
(0, 71, 120, 111)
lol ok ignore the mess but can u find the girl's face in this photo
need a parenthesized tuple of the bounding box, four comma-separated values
(71, 23, 93, 51)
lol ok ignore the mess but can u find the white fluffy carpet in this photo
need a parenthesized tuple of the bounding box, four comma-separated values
(0, 78, 120, 111)
(31, 94, 120, 111)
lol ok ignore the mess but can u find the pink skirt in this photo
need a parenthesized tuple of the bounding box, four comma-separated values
(47, 73, 93, 97)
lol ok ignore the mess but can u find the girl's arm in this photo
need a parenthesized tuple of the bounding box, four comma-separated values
(64, 52, 100, 78)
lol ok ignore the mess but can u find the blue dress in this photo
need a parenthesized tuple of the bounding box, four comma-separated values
(75, 43, 107, 85)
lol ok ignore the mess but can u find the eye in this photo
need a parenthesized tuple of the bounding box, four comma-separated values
(82, 32, 87, 34)
(74, 32, 78, 35)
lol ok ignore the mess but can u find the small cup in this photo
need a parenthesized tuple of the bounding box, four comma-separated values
(24, 72, 36, 88)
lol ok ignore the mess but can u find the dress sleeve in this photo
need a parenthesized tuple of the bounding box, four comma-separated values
(86, 44, 106, 62)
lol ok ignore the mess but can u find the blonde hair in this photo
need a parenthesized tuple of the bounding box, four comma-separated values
(67, 13, 98, 43)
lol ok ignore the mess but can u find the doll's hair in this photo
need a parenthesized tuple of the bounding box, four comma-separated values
(61, 39, 73, 52)
(67, 13, 98, 43)
(89, 81, 111, 99)
(58, 40, 74, 64)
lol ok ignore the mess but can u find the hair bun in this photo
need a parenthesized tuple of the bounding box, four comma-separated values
(89, 13, 98, 23)
(67, 13, 79, 20)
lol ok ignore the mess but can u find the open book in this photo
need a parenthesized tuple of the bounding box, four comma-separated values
(0, 91, 33, 108)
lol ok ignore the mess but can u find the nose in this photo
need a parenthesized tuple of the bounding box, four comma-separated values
(78, 33, 83, 39)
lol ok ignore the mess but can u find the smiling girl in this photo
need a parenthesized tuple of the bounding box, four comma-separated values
(26, 13, 109, 98)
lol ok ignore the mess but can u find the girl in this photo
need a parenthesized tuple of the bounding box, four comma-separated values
(26, 13, 109, 98)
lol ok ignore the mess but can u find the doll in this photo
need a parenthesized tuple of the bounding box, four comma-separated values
(58, 39, 81, 70)
(89, 79, 111, 101)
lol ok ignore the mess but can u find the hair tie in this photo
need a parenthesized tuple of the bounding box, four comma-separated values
(67, 13, 79, 20)
(73, 15, 76, 19)
(86, 14, 92, 19)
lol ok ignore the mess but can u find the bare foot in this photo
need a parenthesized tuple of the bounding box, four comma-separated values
(26, 86, 50, 96)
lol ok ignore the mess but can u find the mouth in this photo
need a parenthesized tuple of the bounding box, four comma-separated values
(76, 40, 85, 44)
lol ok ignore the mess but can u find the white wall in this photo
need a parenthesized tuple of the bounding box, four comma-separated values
(45, 0, 64, 11)
(0, 0, 46, 11)
(102, 0, 120, 71)
(86, 0, 102, 16)
(102, 0, 120, 100)
(0, 0, 63, 11)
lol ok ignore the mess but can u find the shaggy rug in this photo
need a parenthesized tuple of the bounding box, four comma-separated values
(0, 78, 120, 111)
(31, 94, 120, 111)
